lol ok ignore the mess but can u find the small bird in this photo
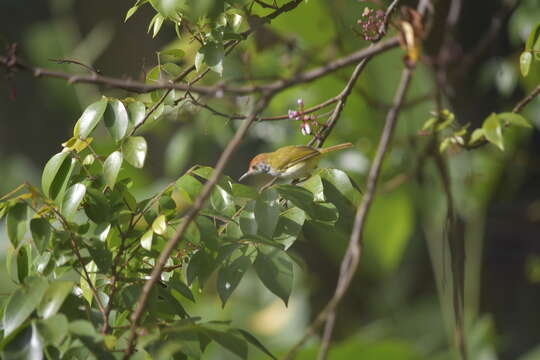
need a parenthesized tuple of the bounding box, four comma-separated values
(239, 142, 353, 181)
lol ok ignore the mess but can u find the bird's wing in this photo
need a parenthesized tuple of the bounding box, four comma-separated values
(273, 146, 320, 170)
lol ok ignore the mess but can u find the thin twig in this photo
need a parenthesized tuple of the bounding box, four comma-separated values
(49, 58, 100, 74)
(310, 57, 370, 148)
(512, 83, 540, 113)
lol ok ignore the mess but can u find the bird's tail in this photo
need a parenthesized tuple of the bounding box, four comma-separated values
(319, 142, 353, 154)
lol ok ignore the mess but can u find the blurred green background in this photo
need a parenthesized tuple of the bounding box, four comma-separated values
(2, 0, 540, 359)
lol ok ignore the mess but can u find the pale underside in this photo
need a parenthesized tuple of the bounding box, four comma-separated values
(268, 155, 321, 179)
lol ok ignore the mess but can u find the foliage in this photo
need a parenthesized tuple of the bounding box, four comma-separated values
(1, 1, 540, 360)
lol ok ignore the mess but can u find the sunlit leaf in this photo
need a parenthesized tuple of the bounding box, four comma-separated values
(520, 51, 532, 77)
(61, 183, 86, 221)
(104, 99, 129, 142)
(77, 98, 107, 139)
(482, 113, 504, 150)
(2, 277, 48, 335)
(195, 42, 224, 76)
(152, 214, 167, 235)
(41, 151, 74, 202)
(37, 281, 74, 319)
(123, 136, 147, 168)
(125, 5, 139, 22)
(80, 261, 97, 306)
(497, 112, 532, 128)
(141, 229, 153, 251)
(2, 322, 43, 360)
(103, 151, 123, 189)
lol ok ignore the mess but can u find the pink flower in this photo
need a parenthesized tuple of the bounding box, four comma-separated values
(301, 121, 311, 135)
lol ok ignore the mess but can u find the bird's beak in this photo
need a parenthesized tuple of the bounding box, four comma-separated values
(239, 171, 252, 182)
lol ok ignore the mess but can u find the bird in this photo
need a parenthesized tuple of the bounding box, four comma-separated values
(239, 142, 353, 181)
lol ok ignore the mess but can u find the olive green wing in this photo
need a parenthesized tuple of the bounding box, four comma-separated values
(271, 146, 320, 170)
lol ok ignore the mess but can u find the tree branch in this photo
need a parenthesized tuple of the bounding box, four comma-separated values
(284, 65, 415, 360)
(0, 37, 399, 97)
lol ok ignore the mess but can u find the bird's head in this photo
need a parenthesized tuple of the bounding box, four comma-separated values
(239, 153, 271, 181)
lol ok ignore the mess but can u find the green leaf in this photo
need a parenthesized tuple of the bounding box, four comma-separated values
(152, 214, 167, 235)
(497, 112, 532, 128)
(3, 277, 48, 335)
(211, 186, 235, 217)
(34, 252, 51, 274)
(187, 250, 214, 287)
(6, 202, 28, 247)
(17, 246, 30, 284)
(37, 281, 74, 319)
(482, 113, 504, 150)
(123, 136, 147, 168)
(170, 273, 195, 302)
(272, 207, 306, 250)
(2, 322, 43, 360)
(234, 329, 276, 360)
(469, 128, 485, 145)
(80, 261, 97, 306)
(84, 188, 111, 224)
(61, 183, 86, 221)
(36, 314, 68, 346)
(203, 328, 248, 359)
(125, 5, 139, 22)
(41, 152, 75, 202)
(254, 198, 280, 238)
(104, 99, 129, 142)
(127, 101, 146, 130)
(520, 51, 532, 77)
(141, 229, 153, 251)
(152, 14, 165, 38)
(525, 22, 540, 52)
(274, 184, 314, 212)
(103, 151, 123, 189)
(231, 184, 258, 200)
(69, 319, 97, 337)
(300, 175, 325, 202)
(162, 62, 183, 77)
(195, 42, 224, 76)
(253, 247, 293, 305)
(217, 256, 251, 307)
(77, 99, 107, 139)
(160, 49, 185, 62)
(30, 218, 51, 254)
(87, 239, 112, 272)
(176, 174, 203, 201)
